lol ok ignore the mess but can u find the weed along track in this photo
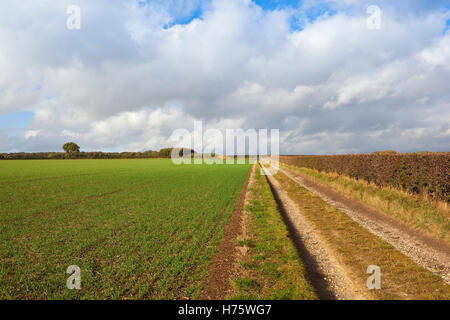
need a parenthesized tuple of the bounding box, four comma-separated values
(260, 162, 450, 300)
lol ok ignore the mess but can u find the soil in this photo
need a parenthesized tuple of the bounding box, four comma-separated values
(234, 165, 257, 282)
(199, 164, 254, 299)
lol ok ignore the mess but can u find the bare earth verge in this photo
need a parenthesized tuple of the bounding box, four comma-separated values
(199, 164, 254, 299)
(232, 164, 256, 292)
(261, 164, 371, 299)
(279, 166, 450, 284)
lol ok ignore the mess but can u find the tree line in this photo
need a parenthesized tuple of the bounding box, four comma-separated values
(0, 142, 195, 160)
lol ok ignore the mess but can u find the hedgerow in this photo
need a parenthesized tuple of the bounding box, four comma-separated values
(280, 153, 450, 202)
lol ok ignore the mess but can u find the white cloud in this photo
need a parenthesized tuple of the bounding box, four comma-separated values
(420, 33, 450, 70)
(24, 130, 40, 139)
(0, 0, 449, 154)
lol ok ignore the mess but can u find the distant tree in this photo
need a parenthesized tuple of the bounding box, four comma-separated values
(62, 142, 80, 154)
(158, 148, 173, 157)
(142, 150, 158, 158)
(372, 150, 397, 154)
(159, 147, 195, 158)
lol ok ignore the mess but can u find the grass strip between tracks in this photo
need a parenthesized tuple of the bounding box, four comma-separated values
(229, 165, 317, 300)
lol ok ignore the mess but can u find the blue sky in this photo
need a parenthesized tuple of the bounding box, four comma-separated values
(0, 111, 34, 130)
(0, 0, 449, 153)
(1, 0, 325, 133)
(253, 0, 300, 10)
(145, 0, 338, 29)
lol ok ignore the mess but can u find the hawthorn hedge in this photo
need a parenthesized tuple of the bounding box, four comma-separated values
(280, 153, 450, 202)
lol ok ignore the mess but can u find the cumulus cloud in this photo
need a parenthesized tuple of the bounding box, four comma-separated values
(0, 0, 449, 154)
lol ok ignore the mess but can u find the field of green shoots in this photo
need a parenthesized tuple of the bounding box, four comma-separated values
(0, 159, 251, 299)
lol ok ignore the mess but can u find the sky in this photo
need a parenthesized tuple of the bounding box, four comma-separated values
(0, 0, 449, 154)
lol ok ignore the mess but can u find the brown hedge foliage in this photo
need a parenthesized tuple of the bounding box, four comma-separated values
(280, 153, 450, 202)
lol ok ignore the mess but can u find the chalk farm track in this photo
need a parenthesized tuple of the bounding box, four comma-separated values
(259, 162, 449, 299)
(261, 165, 367, 299)
(279, 166, 450, 285)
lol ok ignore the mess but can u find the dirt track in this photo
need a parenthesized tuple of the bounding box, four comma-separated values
(261, 164, 371, 299)
(279, 166, 450, 285)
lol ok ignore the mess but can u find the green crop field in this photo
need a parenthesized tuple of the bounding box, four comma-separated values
(0, 159, 251, 299)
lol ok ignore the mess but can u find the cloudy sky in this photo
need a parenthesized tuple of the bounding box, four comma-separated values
(0, 0, 449, 154)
